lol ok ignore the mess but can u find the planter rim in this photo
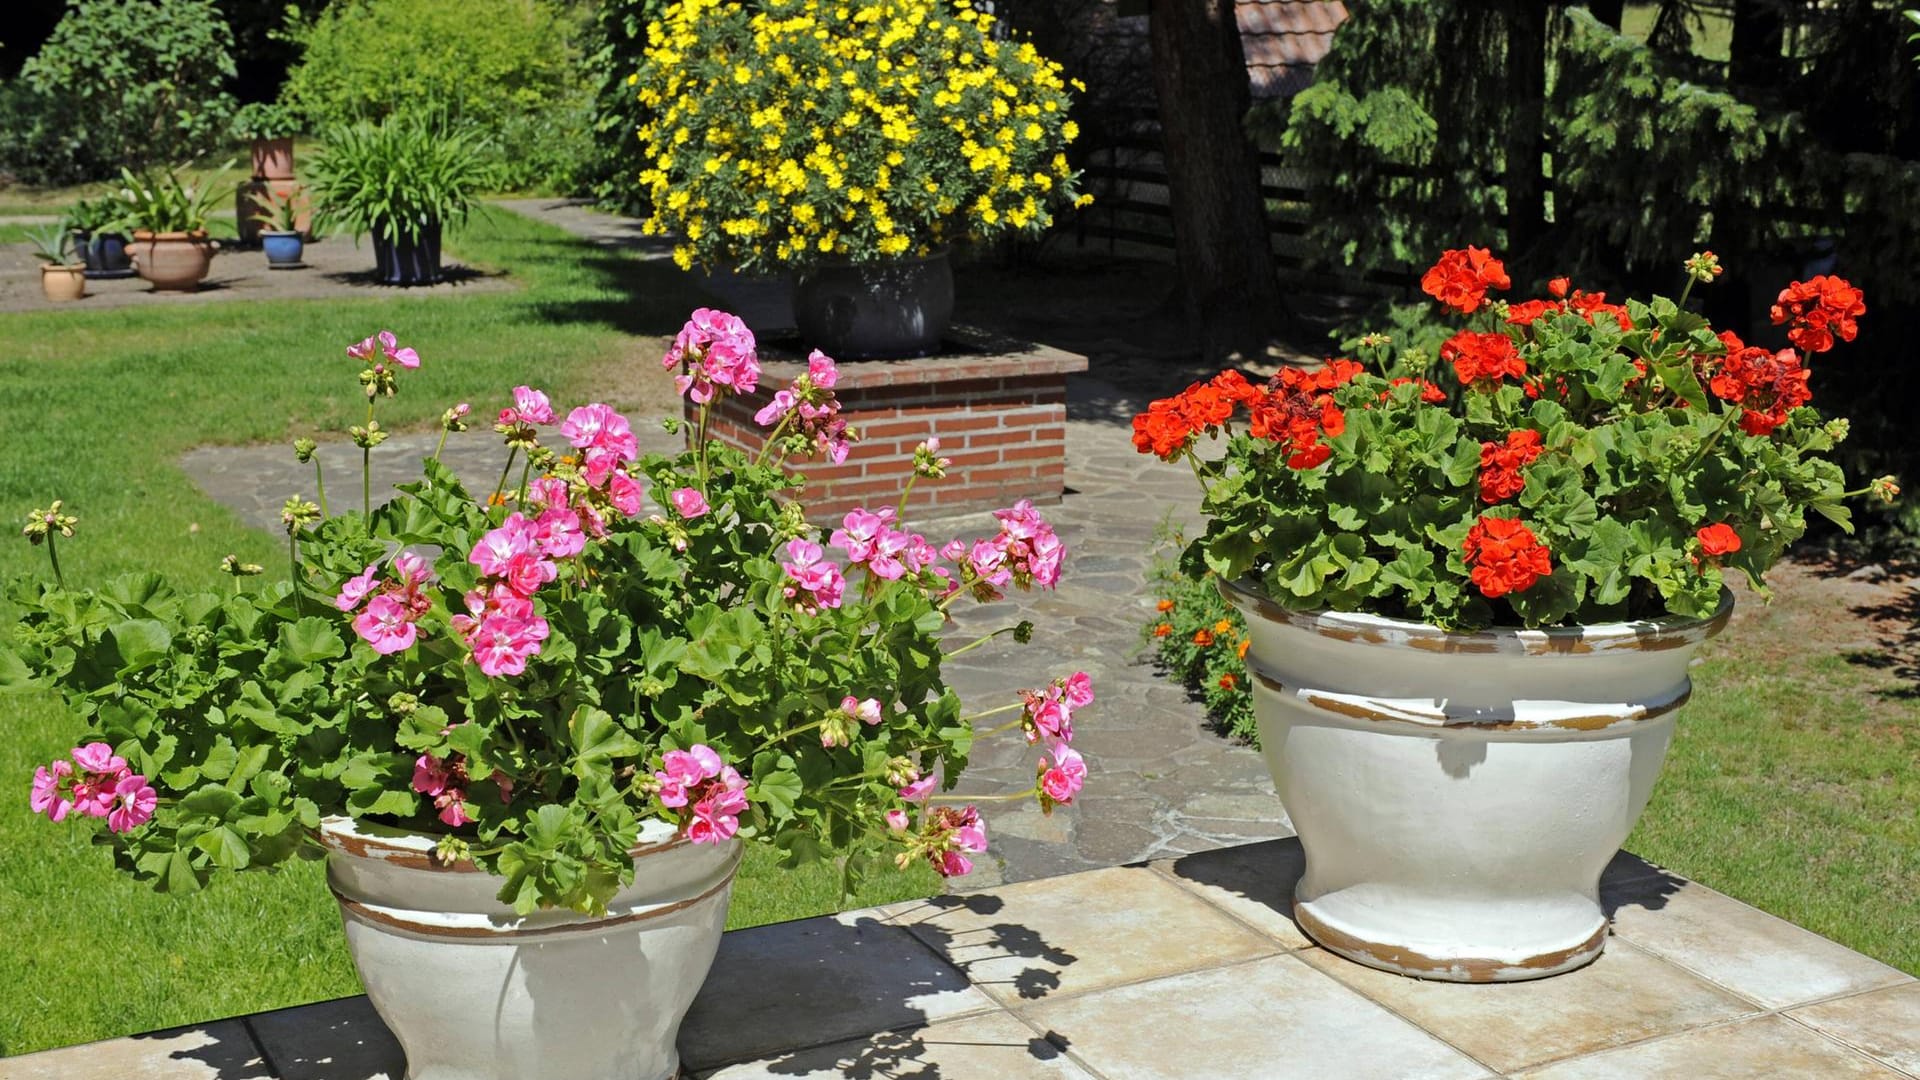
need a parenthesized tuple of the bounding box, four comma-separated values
(796, 246, 951, 273)
(1219, 575, 1733, 657)
(317, 814, 686, 874)
(259, 229, 302, 237)
(132, 230, 212, 242)
(40, 263, 86, 272)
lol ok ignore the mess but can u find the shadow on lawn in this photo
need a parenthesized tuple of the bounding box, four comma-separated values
(1845, 583, 1920, 698)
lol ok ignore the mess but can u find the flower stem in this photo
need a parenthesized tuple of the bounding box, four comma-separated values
(1186, 451, 1214, 499)
(362, 399, 374, 520)
(288, 533, 303, 615)
(44, 532, 64, 590)
(433, 427, 449, 462)
(753, 717, 825, 753)
(928, 789, 1035, 804)
(894, 472, 919, 521)
(958, 700, 1025, 723)
(490, 447, 520, 510)
(313, 459, 329, 519)
(945, 625, 1017, 659)
(754, 411, 796, 469)
(516, 459, 532, 505)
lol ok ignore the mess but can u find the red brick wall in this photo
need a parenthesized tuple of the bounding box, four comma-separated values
(696, 370, 1074, 520)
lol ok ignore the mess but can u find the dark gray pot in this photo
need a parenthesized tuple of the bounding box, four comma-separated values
(793, 250, 954, 359)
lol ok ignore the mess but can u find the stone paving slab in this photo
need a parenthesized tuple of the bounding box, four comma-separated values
(25, 840, 1910, 1079)
(0, 235, 513, 314)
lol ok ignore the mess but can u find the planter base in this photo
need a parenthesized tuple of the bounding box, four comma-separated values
(1293, 893, 1607, 983)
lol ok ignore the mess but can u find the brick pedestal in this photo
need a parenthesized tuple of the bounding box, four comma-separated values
(695, 327, 1088, 519)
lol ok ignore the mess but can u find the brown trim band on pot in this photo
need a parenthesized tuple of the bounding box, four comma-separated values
(1294, 901, 1607, 982)
(1219, 576, 1734, 657)
(1246, 663, 1693, 731)
(331, 847, 742, 941)
(317, 820, 692, 873)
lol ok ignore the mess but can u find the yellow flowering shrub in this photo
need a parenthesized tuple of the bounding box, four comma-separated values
(634, 0, 1088, 271)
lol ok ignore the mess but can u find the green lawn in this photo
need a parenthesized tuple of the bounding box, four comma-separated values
(0, 208, 937, 1057)
(1627, 573, 1919, 975)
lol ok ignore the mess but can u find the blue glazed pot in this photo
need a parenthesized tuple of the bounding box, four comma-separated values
(262, 231, 305, 268)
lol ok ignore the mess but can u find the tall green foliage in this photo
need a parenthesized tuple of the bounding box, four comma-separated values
(582, 0, 668, 214)
(278, 0, 593, 193)
(0, 0, 238, 184)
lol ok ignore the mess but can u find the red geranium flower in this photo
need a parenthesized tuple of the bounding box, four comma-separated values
(1770, 275, 1864, 354)
(1478, 429, 1545, 503)
(1442, 331, 1526, 387)
(1506, 299, 1562, 327)
(1245, 360, 1359, 469)
(1421, 247, 1511, 314)
(1548, 277, 1571, 298)
(1700, 331, 1811, 437)
(1696, 523, 1741, 557)
(1463, 515, 1553, 599)
(1384, 377, 1447, 404)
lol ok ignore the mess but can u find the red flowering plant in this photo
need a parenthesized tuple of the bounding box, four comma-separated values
(4, 312, 1094, 915)
(1136, 247, 1897, 628)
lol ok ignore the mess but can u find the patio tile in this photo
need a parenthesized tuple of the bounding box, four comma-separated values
(1515, 1014, 1904, 1078)
(880, 864, 1280, 1007)
(1, 1019, 272, 1080)
(1603, 872, 1912, 1009)
(701, 1010, 1095, 1079)
(245, 995, 404, 1080)
(1152, 836, 1313, 948)
(1021, 954, 1492, 1080)
(1788, 982, 1920, 1075)
(679, 910, 997, 1071)
(1297, 939, 1759, 1073)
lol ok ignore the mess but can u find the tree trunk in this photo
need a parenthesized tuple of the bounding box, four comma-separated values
(1502, 0, 1550, 267)
(1729, 0, 1787, 87)
(1147, 0, 1284, 360)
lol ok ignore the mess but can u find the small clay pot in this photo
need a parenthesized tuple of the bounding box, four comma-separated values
(40, 263, 87, 302)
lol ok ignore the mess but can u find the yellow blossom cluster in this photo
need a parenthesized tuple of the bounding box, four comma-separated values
(634, 0, 1089, 271)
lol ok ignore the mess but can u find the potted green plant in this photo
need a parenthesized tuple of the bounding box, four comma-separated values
(61, 195, 133, 278)
(231, 101, 299, 180)
(306, 114, 494, 286)
(120, 166, 226, 292)
(1135, 249, 1890, 982)
(27, 224, 87, 302)
(249, 184, 307, 268)
(634, 0, 1088, 358)
(7, 311, 1090, 1080)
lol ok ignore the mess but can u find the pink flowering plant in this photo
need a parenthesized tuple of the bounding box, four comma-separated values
(4, 313, 1090, 913)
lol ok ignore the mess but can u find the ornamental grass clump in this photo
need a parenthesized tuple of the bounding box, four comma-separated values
(1136, 248, 1896, 629)
(633, 0, 1089, 271)
(6, 312, 1092, 914)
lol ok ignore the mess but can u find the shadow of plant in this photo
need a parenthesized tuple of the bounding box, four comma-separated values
(686, 901, 1079, 1078)
(1847, 583, 1920, 698)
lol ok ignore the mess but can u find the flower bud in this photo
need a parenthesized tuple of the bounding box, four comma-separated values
(293, 437, 318, 463)
(1871, 475, 1901, 505)
(1684, 251, 1724, 284)
(22, 500, 78, 545)
(387, 692, 420, 715)
(280, 495, 321, 534)
(219, 554, 263, 577)
(1824, 418, 1851, 443)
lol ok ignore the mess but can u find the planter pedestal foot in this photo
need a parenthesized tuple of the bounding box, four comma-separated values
(1293, 893, 1607, 983)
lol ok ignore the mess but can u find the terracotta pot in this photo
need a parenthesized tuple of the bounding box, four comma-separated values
(40, 263, 87, 302)
(793, 250, 954, 359)
(1222, 577, 1732, 982)
(251, 136, 295, 181)
(320, 816, 739, 1080)
(129, 231, 215, 292)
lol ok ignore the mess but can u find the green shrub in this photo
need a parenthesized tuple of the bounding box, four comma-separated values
(1, 0, 237, 184)
(582, 0, 669, 213)
(1142, 531, 1256, 744)
(305, 115, 497, 243)
(279, 0, 590, 193)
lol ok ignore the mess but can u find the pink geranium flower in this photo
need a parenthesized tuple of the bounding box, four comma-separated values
(535, 506, 586, 559)
(561, 404, 639, 461)
(412, 754, 452, 797)
(70, 742, 126, 776)
(467, 611, 549, 677)
(841, 696, 883, 726)
(436, 790, 471, 828)
(606, 472, 646, 517)
(665, 309, 760, 403)
(335, 563, 381, 612)
(899, 773, 937, 802)
(509, 386, 556, 425)
(105, 773, 157, 833)
(885, 808, 910, 832)
(781, 538, 846, 611)
(1039, 746, 1087, 805)
(353, 593, 419, 655)
(30, 760, 74, 823)
(670, 487, 709, 519)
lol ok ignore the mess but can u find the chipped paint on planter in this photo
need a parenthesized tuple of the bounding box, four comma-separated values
(320, 817, 738, 1080)
(1221, 578, 1732, 983)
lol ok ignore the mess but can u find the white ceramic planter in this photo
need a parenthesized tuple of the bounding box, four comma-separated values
(1221, 578, 1731, 982)
(320, 817, 740, 1080)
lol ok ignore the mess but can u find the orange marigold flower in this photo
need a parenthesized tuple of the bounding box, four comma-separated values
(1696, 523, 1741, 557)
(1218, 673, 1238, 690)
(1462, 515, 1552, 599)
(1153, 623, 1173, 638)
(1770, 275, 1864, 355)
(1156, 598, 1175, 612)
(1192, 629, 1215, 647)
(1442, 330, 1526, 387)
(1421, 247, 1511, 314)
(1236, 638, 1251, 660)
(1478, 429, 1544, 504)
(1212, 618, 1232, 635)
